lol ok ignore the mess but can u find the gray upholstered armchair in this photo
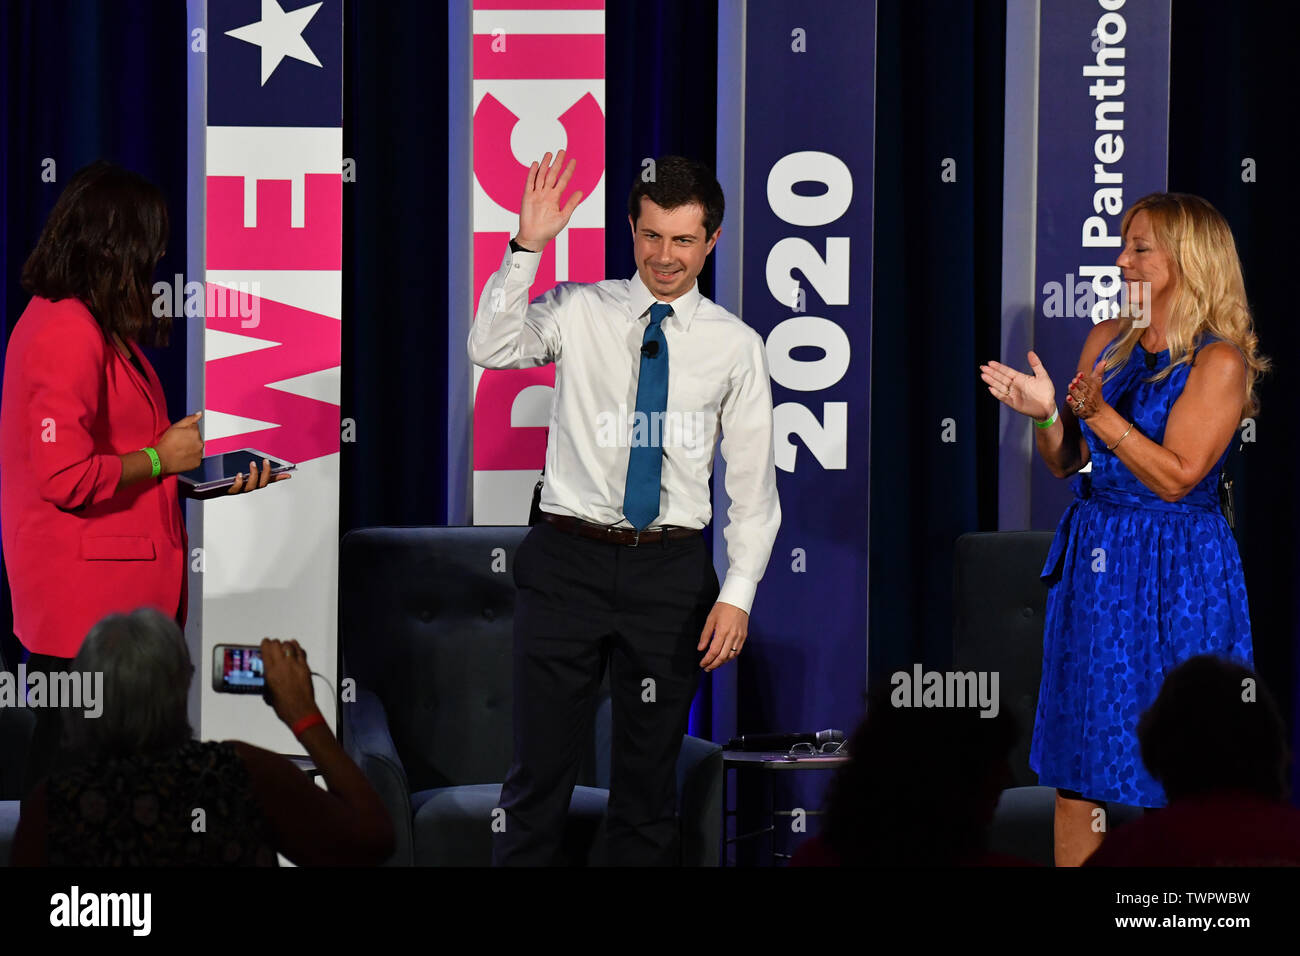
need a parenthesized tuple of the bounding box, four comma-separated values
(339, 526, 722, 866)
(954, 531, 1142, 866)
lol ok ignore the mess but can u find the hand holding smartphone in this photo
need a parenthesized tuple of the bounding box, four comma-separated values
(257, 638, 320, 727)
(213, 639, 322, 732)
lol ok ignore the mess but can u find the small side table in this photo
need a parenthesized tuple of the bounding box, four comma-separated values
(721, 750, 849, 866)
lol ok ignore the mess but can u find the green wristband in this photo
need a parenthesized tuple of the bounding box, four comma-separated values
(143, 446, 161, 478)
(1033, 407, 1059, 429)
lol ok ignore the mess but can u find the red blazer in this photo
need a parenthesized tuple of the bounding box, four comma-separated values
(0, 297, 187, 658)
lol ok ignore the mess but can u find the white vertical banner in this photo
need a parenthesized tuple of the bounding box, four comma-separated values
(462, 0, 607, 525)
(192, 0, 343, 750)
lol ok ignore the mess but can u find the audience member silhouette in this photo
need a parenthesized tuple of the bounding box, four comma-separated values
(791, 680, 1027, 865)
(12, 608, 393, 865)
(1085, 654, 1300, 866)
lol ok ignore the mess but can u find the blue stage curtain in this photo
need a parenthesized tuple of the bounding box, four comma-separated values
(0, 0, 188, 669)
(341, 0, 449, 532)
(1169, 0, 1300, 797)
(868, 0, 1006, 687)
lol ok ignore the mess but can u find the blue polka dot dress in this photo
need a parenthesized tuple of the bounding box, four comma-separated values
(1029, 337, 1253, 808)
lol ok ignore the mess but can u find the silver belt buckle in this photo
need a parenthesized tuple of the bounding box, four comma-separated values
(629, 527, 641, 547)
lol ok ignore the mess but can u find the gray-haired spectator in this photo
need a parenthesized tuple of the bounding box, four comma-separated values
(12, 608, 392, 865)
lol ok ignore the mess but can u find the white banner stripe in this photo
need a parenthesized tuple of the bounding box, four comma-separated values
(265, 366, 341, 404)
(472, 10, 604, 35)
(200, 407, 282, 442)
(205, 326, 279, 361)
(208, 270, 343, 321)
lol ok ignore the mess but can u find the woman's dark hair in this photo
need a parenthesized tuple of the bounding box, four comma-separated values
(1138, 655, 1289, 802)
(21, 160, 171, 347)
(627, 155, 724, 240)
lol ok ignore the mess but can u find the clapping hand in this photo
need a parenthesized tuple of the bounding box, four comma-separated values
(980, 351, 1057, 421)
(1065, 362, 1107, 420)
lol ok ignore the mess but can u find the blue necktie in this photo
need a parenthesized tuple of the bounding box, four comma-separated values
(622, 302, 673, 530)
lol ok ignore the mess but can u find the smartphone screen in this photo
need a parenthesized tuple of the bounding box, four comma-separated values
(214, 644, 265, 693)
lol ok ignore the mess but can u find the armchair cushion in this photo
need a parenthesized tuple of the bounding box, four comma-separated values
(410, 783, 608, 866)
(342, 685, 413, 866)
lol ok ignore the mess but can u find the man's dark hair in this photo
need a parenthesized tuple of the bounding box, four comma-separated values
(627, 156, 724, 240)
(1139, 655, 1289, 802)
(22, 160, 172, 347)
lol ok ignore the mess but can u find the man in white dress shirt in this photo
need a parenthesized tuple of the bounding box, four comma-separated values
(470, 152, 781, 865)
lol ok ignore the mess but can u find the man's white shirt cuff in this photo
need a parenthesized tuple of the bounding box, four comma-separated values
(716, 574, 757, 616)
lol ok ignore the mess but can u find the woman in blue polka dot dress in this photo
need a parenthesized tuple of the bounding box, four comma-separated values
(981, 193, 1269, 866)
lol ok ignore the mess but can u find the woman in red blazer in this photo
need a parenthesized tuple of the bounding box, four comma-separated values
(1, 161, 285, 793)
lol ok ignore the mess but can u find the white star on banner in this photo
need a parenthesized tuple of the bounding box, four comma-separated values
(226, 0, 324, 86)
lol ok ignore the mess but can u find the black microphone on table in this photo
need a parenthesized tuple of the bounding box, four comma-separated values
(641, 341, 660, 359)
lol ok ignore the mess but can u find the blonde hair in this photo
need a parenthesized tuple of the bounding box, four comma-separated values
(1101, 193, 1269, 418)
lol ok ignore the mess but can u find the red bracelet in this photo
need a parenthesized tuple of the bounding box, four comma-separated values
(291, 712, 326, 737)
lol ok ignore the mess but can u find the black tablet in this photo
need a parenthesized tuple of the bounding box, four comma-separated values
(176, 448, 296, 498)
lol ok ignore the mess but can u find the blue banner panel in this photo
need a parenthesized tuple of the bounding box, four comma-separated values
(208, 0, 344, 127)
(1031, 0, 1170, 530)
(738, 0, 875, 736)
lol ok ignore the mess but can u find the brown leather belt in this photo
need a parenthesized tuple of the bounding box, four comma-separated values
(538, 511, 701, 547)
